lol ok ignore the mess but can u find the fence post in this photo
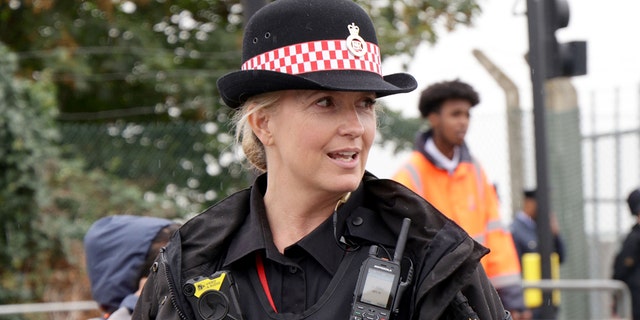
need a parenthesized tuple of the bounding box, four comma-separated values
(472, 49, 525, 216)
(545, 77, 591, 319)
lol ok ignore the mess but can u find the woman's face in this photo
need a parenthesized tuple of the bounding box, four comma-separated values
(252, 90, 377, 194)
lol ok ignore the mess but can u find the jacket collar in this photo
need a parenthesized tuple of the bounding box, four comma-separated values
(414, 129, 473, 169)
(177, 171, 488, 268)
(222, 173, 349, 275)
(172, 172, 488, 308)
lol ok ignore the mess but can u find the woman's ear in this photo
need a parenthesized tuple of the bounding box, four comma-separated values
(248, 107, 273, 145)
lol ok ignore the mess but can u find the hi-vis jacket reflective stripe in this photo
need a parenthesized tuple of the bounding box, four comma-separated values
(393, 130, 524, 310)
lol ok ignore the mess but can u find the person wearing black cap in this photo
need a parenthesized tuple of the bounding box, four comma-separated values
(133, 0, 509, 319)
(612, 188, 640, 320)
(510, 189, 565, 319)
(84, 215, 180, 320)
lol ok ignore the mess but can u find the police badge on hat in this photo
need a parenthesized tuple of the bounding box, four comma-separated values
(346, 23, 367, 57)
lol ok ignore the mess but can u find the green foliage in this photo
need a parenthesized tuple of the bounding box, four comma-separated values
(377, 104, 428, 154)
(58, 120, 251, 211)
(0, 42, 60, 303)
(0, 0, 242, 122)
(38, 157, 185, 264)
(0, 41, 188, 307)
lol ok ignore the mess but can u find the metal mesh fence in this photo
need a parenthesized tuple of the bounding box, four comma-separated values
(58, 120, 252, 215)
(580, 84, 640, 319)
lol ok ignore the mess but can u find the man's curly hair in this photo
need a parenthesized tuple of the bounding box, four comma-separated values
(418, 79, 480, 118)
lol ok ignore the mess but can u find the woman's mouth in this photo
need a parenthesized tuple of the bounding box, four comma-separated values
(328, 151, 358, 162)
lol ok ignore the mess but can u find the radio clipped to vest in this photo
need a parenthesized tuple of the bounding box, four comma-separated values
(350, 218, 413, 320)
(183, 271, 244, 320)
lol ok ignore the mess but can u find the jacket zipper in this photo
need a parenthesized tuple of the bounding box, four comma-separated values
(160, 249, 189, 320)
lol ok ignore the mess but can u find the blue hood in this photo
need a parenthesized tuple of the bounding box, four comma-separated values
(84, 215, 173, 312)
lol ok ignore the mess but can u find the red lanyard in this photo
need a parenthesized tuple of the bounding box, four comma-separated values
(255, 254, 278, 313)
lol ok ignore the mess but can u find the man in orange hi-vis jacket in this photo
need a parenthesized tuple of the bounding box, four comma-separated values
(393, 79, 531, 320)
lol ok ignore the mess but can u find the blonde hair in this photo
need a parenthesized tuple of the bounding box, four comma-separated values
(232, 92, 283, 172)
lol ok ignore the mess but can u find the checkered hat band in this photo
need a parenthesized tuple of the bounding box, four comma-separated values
(241, 40, 382, 75)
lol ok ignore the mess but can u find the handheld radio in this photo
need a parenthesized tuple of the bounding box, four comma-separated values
(350, 217, 412, 320)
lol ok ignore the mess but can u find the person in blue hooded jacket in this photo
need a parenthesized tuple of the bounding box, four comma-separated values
(84, 215, 180, 320)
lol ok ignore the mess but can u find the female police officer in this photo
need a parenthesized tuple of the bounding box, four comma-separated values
(133, 0, 510, 319)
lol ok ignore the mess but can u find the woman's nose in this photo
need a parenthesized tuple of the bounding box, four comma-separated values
(338, 107, 365, 137)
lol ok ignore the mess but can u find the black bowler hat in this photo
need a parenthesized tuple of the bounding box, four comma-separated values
(216, 0, 417, 109)
(627, 188, 640, 216)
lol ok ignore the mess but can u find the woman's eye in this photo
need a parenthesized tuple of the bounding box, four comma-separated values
(315, 97, 334, 108)
(359, 98, 377, 109)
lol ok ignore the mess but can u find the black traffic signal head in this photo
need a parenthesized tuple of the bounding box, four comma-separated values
(548, 0, 569, 30)
(544, 0, 587, 78)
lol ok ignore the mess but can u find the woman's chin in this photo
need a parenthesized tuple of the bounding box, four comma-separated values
(329, 174, 363, 192)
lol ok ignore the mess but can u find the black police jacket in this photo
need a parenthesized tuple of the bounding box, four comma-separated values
(133, 172, 510, 320)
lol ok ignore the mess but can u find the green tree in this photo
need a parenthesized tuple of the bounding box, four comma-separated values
(0, 41, 187, 309)
(0, 0, 480, 120)
(0, 42, 60, 305)
(0, 0, 241, 120)
(1, 1, 252, 209)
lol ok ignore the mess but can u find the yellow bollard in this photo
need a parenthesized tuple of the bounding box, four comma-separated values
(522, 252, 561, 308)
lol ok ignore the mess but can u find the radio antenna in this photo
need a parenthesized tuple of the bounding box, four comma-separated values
(393, 218, 411, 263)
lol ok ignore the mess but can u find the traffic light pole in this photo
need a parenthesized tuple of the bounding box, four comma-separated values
(526, 0, 555, 318)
